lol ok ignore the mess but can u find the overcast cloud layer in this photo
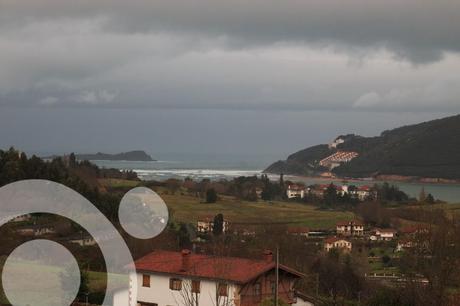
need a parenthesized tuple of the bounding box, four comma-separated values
(0, 1, 459, 155)
(1, 0, 460, 111)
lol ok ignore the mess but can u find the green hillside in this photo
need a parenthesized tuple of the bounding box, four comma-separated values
(264, 114, 460, 179)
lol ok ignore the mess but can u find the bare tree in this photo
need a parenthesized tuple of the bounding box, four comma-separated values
(175, 279, 201, 306)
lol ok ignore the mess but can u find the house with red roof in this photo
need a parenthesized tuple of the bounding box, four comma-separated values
(286, 184, 307, 199)
(287, 227, 310, 238)
(114, 249, 306, 306)
(324, 237, 352, 252)
(336, 220, 364, 237)
(370, 228, 397, 241)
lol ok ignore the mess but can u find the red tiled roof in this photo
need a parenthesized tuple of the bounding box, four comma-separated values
(134, 250, 304, 284)
(287, 226, 310, 234)
(336, 220, 364, 226)
(287, 184, 305, 191)
(375, 228, 397, 234)
(357, 186, 371, 192)
(324, 237, 350, 244)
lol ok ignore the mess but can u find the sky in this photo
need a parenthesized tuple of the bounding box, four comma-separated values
(0, 1, 459, 161)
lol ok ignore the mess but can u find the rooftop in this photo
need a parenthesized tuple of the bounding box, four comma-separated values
(134, 250, 304, 284)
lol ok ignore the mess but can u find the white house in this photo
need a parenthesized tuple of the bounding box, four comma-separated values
(114, 250, 305, 306)
(293, 292, 315, 306)
(324, 237, 352, 252)
(336, 220, 364, 236)
(355, 186, 372, 201)
(328, 137, 345, 149)
(68, 234, 97, 246)
(286, 185, 307, 199)
(371, 228, 397, 241)
(196, 217, 229, 234)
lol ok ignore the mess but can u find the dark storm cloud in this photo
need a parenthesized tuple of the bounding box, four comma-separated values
(1, 0, 460, 112)
(2, 0, 459, 63)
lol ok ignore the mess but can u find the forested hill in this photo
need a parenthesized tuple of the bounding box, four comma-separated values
(264, 114, 460, 180)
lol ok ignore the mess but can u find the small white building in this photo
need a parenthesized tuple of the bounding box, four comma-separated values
(328, 137, 345, 149)
(324, 237, 352, 252)
(286, 184, 307, 199)
(68, 235, 97, 246)
(336, 220, 364, 236)
(371, 228, 397, 241)
(196, 217, 229, 234)
(115, 250, 305, 306)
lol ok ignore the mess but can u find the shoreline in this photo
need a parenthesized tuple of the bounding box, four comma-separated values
(270, 173, 460, 187)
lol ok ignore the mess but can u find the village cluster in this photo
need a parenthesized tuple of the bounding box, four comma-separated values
(286, 183, 374, 201)
(195, 217, 421, 255)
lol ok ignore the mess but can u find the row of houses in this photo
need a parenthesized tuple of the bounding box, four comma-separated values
(286, 184, 374, 201)
(324, 221, 430, 254)
(319, 151, 359, 170)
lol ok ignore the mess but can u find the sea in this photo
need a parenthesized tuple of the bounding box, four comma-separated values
(91, 153, 460, 204)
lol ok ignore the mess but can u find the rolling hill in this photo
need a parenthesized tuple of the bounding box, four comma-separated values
(264, 114, 460, 180)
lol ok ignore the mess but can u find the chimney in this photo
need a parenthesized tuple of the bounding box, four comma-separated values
(263, 250, 273, 262)
(180, 249, 191, 271)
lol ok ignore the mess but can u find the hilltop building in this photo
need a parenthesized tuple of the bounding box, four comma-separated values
(319, 151, 359, 170)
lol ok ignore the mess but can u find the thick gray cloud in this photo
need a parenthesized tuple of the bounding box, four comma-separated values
(2, 0, 459, 63)
(0, 0, 460, 154)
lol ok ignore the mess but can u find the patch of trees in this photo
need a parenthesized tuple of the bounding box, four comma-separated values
(0, 147, 124, 222)
(397, 210, 460, 306)
(374, 182, 410, 203)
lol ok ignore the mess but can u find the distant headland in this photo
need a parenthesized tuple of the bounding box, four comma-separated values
(46, 150, 156, 162)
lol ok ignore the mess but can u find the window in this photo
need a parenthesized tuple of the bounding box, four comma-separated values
(218, 283, 228, 296)
(192, 280, 201, 293)
(170, 278, 182, 291)
(138, 303, 158, 306)
(142, 274, 150, 287)
(254, 283, 261, 296)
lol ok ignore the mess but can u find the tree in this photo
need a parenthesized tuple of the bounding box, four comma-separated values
(178, 223, 192, 249)
(206, 188, 218, 203)
(69, 152, 77, 167)
(323, 183, 338, 207)
(419, 187, 426, 203)
(213, 214, 224, 236)
(426, 193, 435, 204)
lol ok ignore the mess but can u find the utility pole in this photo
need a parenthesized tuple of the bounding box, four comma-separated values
(275, 246, 279, 306)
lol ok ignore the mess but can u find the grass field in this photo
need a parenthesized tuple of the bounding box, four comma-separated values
(0, 257, 126, 304)
(98, 178, 141, 189)
(159, 191, 355, 229)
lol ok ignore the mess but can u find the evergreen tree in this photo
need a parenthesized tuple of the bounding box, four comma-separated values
(212, 213, 224, 236)
(206, 188, 218, 203)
